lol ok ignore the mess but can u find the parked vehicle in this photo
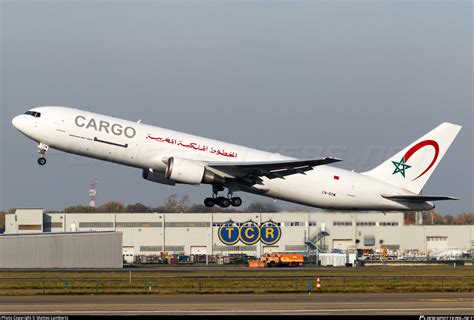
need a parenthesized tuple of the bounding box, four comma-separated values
(250, 253, 304, 268)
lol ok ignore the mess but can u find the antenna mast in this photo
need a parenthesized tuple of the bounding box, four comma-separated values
(89, 179, 97, 208)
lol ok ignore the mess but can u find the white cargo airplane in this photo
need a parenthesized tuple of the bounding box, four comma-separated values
(12, 106, 461, 211)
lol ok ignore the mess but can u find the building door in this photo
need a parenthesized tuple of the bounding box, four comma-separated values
(191, 246, 208, 255)
(122, 246, 134, 264)
(427, 237, 448, 252)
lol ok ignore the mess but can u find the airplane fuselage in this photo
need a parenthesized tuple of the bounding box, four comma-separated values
(12, 106, 435, 211)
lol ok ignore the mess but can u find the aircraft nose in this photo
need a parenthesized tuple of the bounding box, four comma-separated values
(12, 116, 21, 130)
(12, 115, 23, 131)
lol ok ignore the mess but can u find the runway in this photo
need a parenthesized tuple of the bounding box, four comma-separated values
(0, 292, 473, 315)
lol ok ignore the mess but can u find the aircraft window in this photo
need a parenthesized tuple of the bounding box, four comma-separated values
(23, 111, 41, 117)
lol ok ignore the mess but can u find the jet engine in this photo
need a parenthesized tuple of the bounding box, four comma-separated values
(142, 169, 176, 186)
(165, 157, 224, 185)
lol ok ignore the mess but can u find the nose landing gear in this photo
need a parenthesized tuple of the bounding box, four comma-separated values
(204, 186, 242, 208)
(37, 143, 49, 166)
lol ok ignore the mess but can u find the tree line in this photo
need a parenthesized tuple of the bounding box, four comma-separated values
(403, 211, 474, 225)
(56, 194, 281, 214)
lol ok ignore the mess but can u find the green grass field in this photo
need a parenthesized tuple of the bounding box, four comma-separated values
(0, 265, 472, 295)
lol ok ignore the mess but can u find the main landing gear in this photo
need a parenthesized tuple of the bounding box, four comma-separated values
(37, 143, 49, 166)
(204, 186, 242, 208)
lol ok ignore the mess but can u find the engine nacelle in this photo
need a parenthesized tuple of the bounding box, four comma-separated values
(142, 169, 176, 186)
(165, 157, 224, 185)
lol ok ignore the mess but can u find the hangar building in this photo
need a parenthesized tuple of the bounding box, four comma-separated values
(4, 209, 473, 259)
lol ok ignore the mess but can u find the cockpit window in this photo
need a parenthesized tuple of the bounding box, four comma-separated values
(24, 111, 41, 118)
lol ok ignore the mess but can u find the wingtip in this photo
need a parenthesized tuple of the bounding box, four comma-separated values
(326, 157, 343, 162)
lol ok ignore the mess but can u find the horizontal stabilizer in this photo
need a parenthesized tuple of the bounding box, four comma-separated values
(382, 194, 459, 202)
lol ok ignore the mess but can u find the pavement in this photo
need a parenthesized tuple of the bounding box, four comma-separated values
(0, 292, 473, 315)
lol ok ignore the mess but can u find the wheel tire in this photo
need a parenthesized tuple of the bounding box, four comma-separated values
(217, 197, 230, 208)
(37, 157, 46, 166)
(231, 197, 242, 207)
(204, 198, 215, 207)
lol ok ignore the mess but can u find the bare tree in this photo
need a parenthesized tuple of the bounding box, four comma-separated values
(0, 212, 6, 231)
(154, 194, 190, 213)
(63, 205, 96, 213)
(454, 212, 474, 225)
(245, 201, 281, 213)
(96, 201, 126, 213)
(126, 203, 152, 213)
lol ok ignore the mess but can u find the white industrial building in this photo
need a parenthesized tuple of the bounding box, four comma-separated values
(5, 209, 473, 260)
(0, 231, 123, 268)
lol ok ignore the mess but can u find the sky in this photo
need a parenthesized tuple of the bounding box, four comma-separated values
(1, 0, 472, 214)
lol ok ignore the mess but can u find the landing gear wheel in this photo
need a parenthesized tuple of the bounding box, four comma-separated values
(204, 197, 215, 207)
(217, 197, 231, 208)
(37, 143, 49, 166)
(231, 197, 242, 207)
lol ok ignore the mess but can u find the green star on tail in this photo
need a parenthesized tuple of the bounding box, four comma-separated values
(392, 157, 411, 178)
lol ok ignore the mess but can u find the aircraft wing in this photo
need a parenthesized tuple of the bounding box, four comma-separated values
(382, 195, 459, 202)
(207, 157, 342, 185)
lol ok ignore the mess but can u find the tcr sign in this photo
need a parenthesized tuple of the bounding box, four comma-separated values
(218, 221, 281, 246)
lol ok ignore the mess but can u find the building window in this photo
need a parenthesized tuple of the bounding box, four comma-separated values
(79, 222, 114, 228)
(309, 222, 317, 226)
(165, 222, 210, 228)
(140, 246, 163, 252)
(427, 236, 447, 241)
(333, 221, 353, 226)
(18, 224, 42, 231)
(163, 246, 185, 252)
(285, 221, 305, 227)
(357, 222, 376, 227)
(43, 222, 63, 228)
(116, 222, 162, 228)
(380, 222, 399, 226)
(212, 246, 257, 252)
(364, 236, 376, 246)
